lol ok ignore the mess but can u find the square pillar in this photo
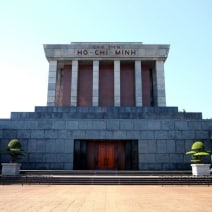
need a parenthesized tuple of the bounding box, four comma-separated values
(135, 60, 142, 106)
(55, 68, 62, 106)
(71, 60, 78, 106)
(114, 60, 120, 106)
(92, 60, 99, 106)
(47, 61, 57, 106)
(154, 60, 166, 106)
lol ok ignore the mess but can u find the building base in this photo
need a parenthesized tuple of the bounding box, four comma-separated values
(0, 106, 212, 171)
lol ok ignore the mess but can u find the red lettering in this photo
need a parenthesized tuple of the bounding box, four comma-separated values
(95, 50, 108, 55)
(77, 50, 83, 55)
(115, 50, 121, 55)
(131, 50, 136, 55)
(83, 49, 88, 55)
(115, 49, 136, 55)
(125, 50, 130, 55)
(99, 50, 105, 55)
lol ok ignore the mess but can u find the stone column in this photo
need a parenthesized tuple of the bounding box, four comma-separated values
(70, 60, 78, 106)
(114, 60, 120, 106)
(55, 68, 62, 106)
(154, 60, 166, 106)
(92, 60, 99, 106)
(135, 60, 142, 106)
(47, 61, 57, 106)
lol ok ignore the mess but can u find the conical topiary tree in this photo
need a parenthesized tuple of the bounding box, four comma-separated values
(186, 141, 211, 163)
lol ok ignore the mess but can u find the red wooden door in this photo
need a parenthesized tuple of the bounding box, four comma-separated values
(97, 143, 115, 169)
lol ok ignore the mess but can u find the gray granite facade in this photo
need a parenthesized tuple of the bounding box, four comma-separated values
(1, 42, 211, 171)
(0, 106, 212, 170)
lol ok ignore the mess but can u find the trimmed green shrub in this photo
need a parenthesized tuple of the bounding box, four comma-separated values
(186, 141, 211, 163)
(1, 139, 25, 163)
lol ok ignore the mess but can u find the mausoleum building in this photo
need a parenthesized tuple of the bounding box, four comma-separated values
(0, 42, 212, 171)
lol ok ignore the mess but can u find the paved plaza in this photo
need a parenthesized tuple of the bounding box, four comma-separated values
(0, 185, 212, 211)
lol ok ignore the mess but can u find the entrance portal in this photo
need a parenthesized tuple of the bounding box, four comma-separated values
(87, 141, 125, 170)
(74, 140, 138, 170)
(97, 142, 115, 169)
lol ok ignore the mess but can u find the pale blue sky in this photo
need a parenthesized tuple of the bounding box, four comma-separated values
(0, 0, 212, 118)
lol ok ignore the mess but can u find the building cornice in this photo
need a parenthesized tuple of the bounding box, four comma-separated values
(43, 42, 170, 61)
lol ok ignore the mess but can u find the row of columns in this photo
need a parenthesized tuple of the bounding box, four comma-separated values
(47, 60, 166, 107)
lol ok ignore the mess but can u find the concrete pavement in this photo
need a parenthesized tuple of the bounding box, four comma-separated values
(0, 185, 212, 211)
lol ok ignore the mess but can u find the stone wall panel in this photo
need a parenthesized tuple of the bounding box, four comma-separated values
(17, 130, 31, 139)
(106, 120, 120, 130)
(28, 140, 46, 153)
(166, 140, 176, 153)
(31, 130, 45, 139)
(160, 120, 175, 130)
(155, 131, 175, 139)
(140, 131, 155, 139)
(126, 131, 140, 139)
(99, 131, 113, 139)
(133, 120, 160, 130)
(120, 120, 133, 130)
(155, 154, 169, 163)
(2, 129, 17, 138)
(202, 120, 212, 130)
(156, 140, 167, 153)
(66, 121, 79, 129)
(175, 140, 185, 153)
(113, 131, 127, 139)
(147, 140, 157, 153)
(138, 140, 149, 153)
(29, 153, 44, 162)
(45, 130, 58, 138)
(181, 131, 196, 139)
(139, 154, 156, 163)
(188, 121, 202, 130)
(64, 141, 74, 154)
(37, 120, 53, 129)
(195, 131, 209, 139)
(169, 154, 184, 163)
(53, 121, 66, 129)
(85, 130, 100, 139)
(175, 121, 188, 130)
(64, 162, 73, 170)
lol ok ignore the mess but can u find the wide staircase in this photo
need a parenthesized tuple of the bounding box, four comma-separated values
(1, 170, 212, 185)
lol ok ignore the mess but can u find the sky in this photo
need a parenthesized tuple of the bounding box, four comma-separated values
(0, 0, 212, 119)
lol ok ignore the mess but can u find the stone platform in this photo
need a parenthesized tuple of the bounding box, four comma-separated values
(0, 106, 212, 171)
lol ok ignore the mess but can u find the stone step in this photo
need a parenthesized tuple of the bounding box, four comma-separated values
(20, 170, 192, 176)
(0, 175, 211, 185)
(34, 106, 179, 113)
(10, 110, 202, 120)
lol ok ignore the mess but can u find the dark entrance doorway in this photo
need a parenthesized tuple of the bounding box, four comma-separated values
(87, 141, 125, 170)
(74, 140, 138, 170)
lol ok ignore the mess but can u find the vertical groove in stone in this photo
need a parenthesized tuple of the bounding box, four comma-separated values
(135, 60, 142, 106)
(114, 60, 120, 106)
(93, 60, 99, 106)
(71, 60, 78, 106)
